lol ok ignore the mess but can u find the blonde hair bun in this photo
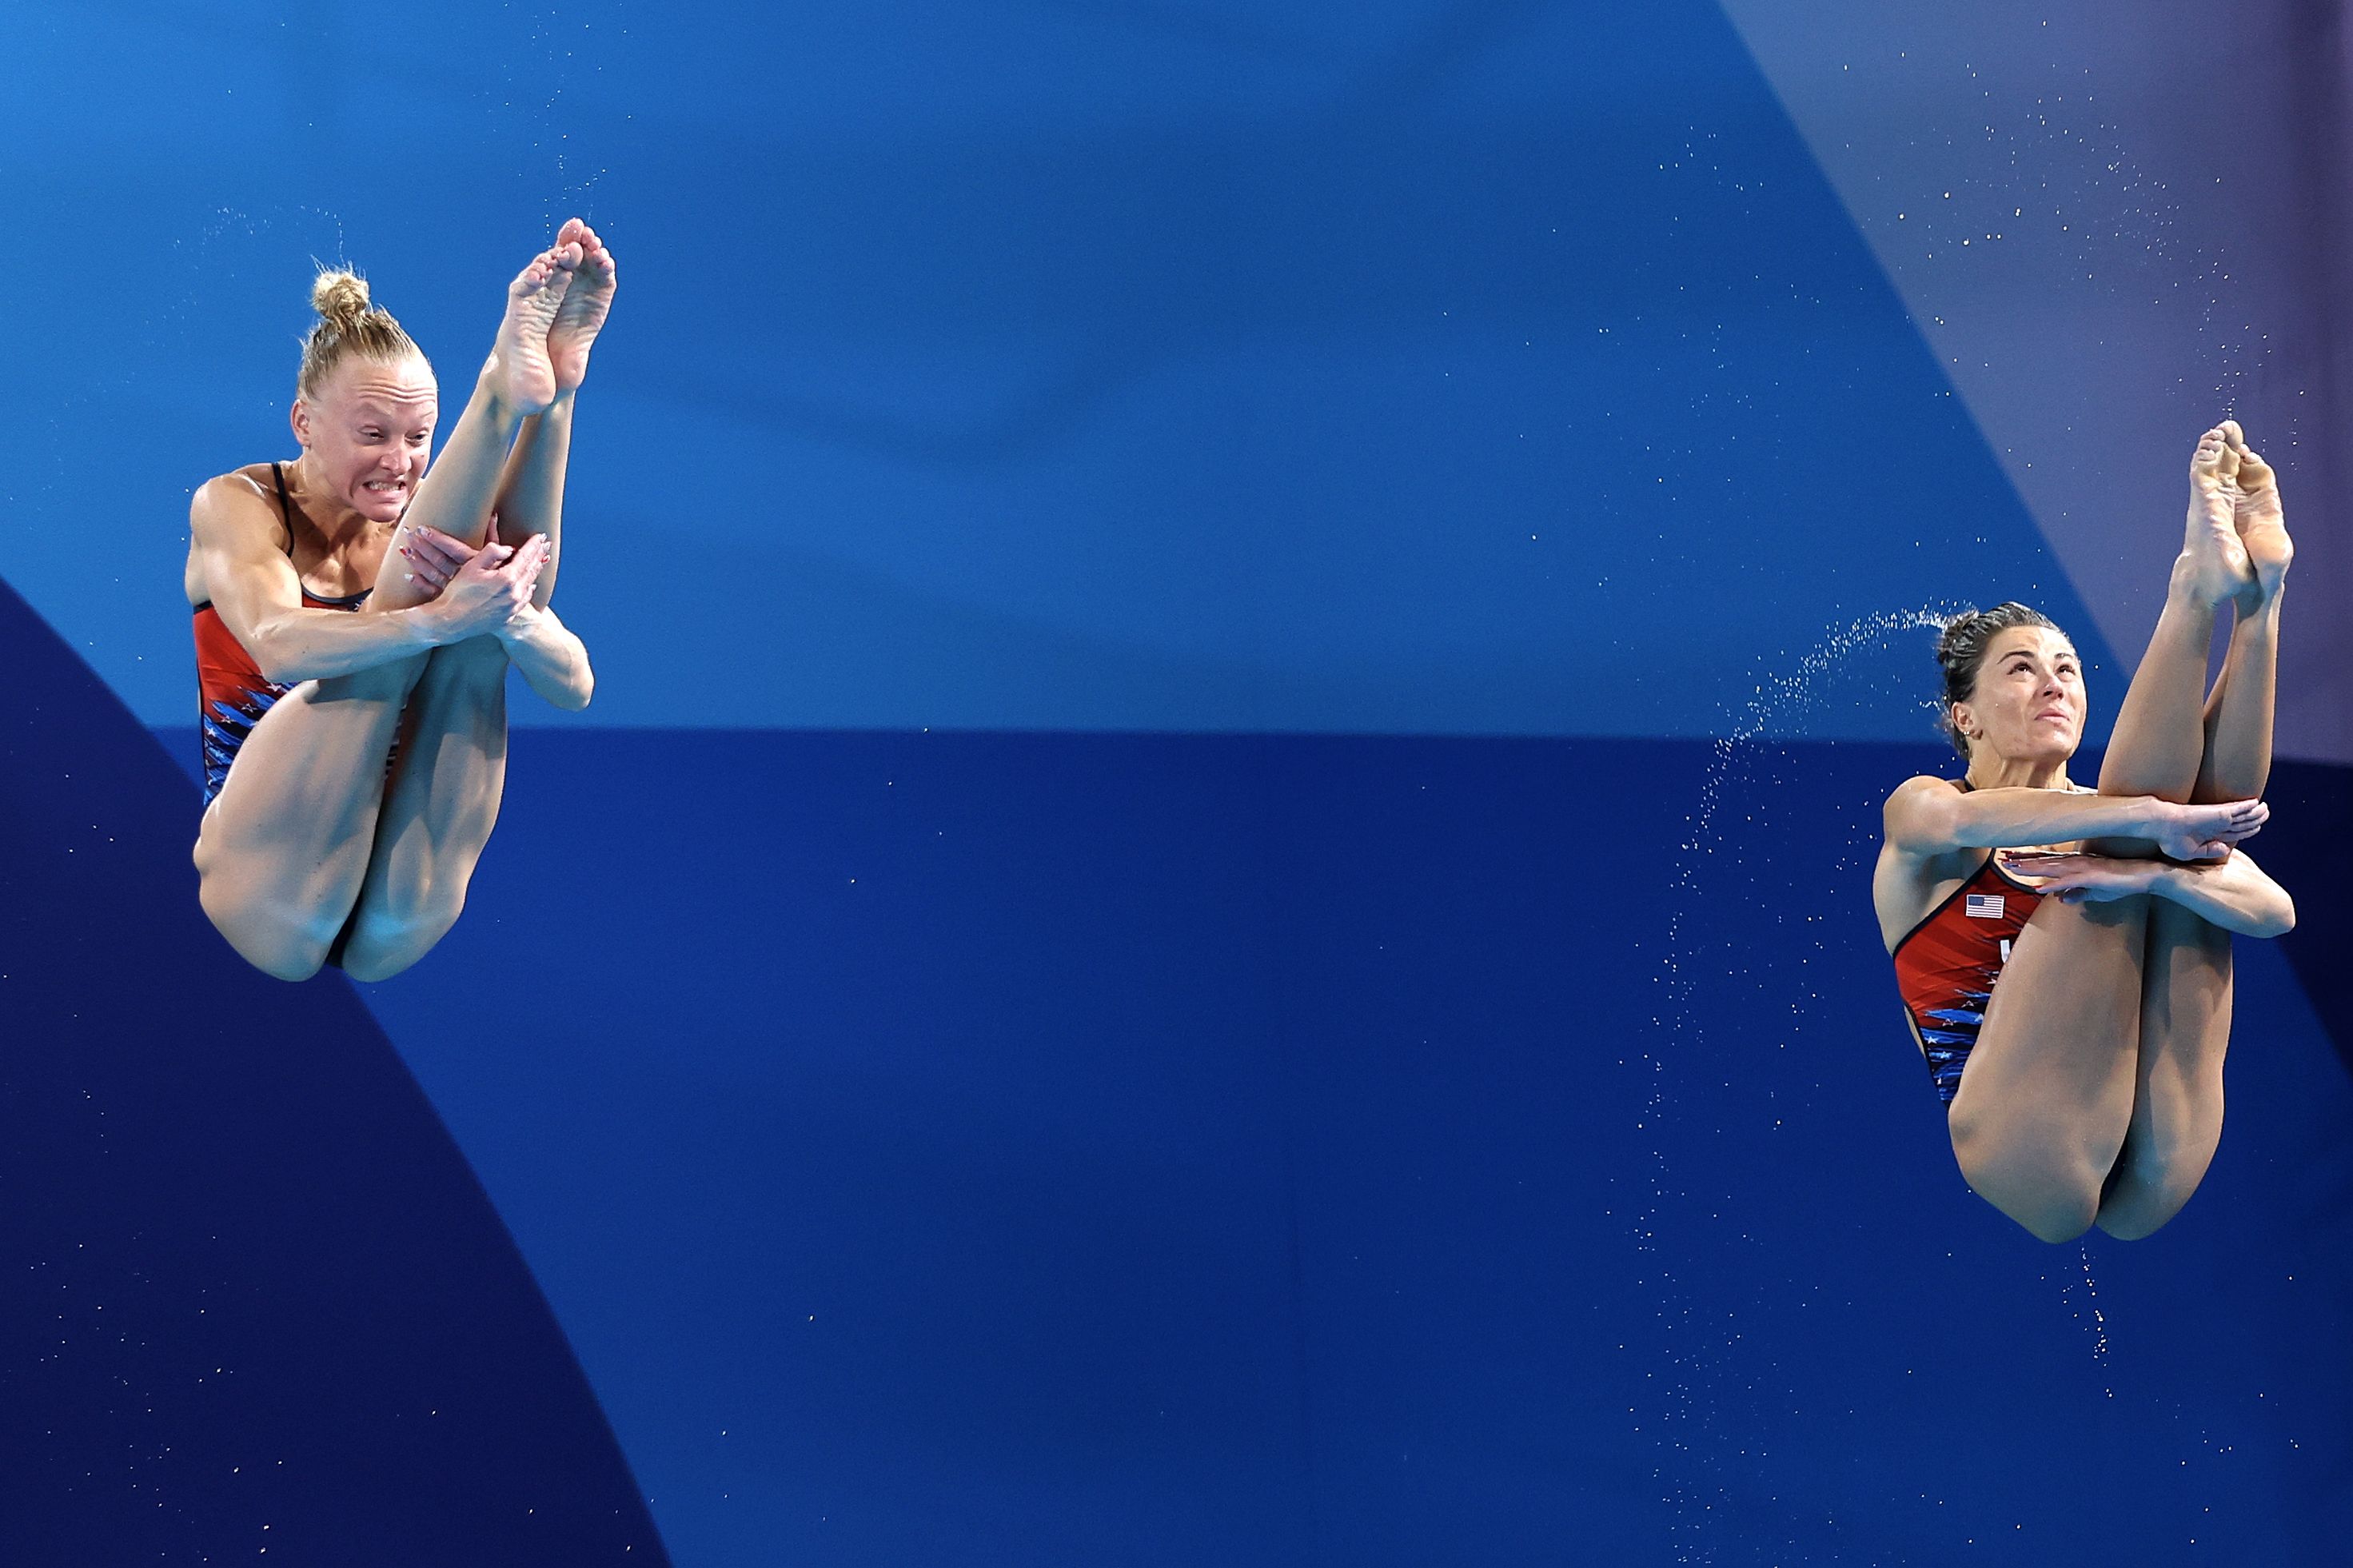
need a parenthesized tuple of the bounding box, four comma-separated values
(310, 269, 374, 333)
(296, 266, 421, 398)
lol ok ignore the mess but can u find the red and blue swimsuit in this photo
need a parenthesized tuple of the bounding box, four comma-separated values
(1891, 853, 2043, 1106)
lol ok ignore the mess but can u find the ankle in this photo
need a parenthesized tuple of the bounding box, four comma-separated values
(2164, 558, 2225, 619)
(470, 359, 532, 426)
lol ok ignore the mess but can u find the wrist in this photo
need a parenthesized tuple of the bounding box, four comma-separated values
(403, 601, 454, 649)
(493, 604, 540, 646)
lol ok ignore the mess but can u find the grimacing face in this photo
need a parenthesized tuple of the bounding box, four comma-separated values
(290, 353, 438, 525)
(1952, 625, 2084, 765)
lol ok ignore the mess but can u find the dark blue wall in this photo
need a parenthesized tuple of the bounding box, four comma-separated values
(0, 581, 664, 1564)
(124, 721, 2347, 1566)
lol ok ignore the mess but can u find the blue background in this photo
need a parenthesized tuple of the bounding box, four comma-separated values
(4, 1, 2351, 1562)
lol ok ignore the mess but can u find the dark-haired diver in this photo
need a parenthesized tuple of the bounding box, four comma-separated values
(1874, 422, 2295, 1243)
(186, 219, 616, 980)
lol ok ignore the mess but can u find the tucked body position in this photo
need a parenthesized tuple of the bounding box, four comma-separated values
(188, 219, 616, 980)
(1874, 421, 2295, 1243)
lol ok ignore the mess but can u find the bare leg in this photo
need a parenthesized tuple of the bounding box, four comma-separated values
(2096, 900, 2232, 1239)
(369, 243, 576, 612)
(2097, 426, 2251, 807)
(491, 218, 613, 607)
(494, 397, 574, 607)
(333, 636, 510, 981)
(1948, 896, 2147, 1242)
(2195, 600, 2281, 802)
(2195, 424, 2291, 804)
(194, 655, 427, 980)
(2100, 427, 2287, 1231)
(337, 223, 615, 976)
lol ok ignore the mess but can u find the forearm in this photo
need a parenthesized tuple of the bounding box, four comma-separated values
(249, 605, 441, 683)
(2148, 856, 2295, 939)
(499, 606, 593, 709)
(1943, 788, 2169, 850)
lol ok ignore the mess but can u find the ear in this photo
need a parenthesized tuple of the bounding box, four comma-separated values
(289, 397, 313, 449)
(1949, 700, 1981, 744)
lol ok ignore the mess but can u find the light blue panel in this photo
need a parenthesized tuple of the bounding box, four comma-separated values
(3, 0, 2102, 736)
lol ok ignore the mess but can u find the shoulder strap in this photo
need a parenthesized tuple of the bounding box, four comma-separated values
(269, 462, 297, 557)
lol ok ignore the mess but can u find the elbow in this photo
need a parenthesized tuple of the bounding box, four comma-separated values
(249, 630, 303, 688)
(1913, 793, 1965, 853)
(1887, 780, 1964, 855)
(2239, 893, 2295, 940)
(552, 662, 594, 712)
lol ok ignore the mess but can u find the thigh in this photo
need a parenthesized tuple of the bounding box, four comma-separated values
(333, 637, 512, 980)
(193, 664, 418, 976)
(1958, 894, 2147, 1122)
(1945, 894, 2148, 1238)
(2096, 900, 2232, 1239)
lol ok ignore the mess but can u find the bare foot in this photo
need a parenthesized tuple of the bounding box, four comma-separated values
(548, 217, 616, 395)
(2177, 425, 2254, 608)
(2221, 419, 2291, 603)
(486, 243, 582, 415)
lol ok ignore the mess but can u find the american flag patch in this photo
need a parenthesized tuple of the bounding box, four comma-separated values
(1965, 893, 2005, 920)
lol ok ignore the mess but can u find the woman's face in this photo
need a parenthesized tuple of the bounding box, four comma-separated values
(291, 353, 437, 525)
(1953, 625, 2084, 765)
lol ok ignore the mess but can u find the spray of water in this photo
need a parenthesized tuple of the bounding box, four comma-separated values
(1871, 56, 2299, 449)
(490, 2, 617, 230)
(1641, 603, 1967, 1562)
(2064, 1243, 2114, 1390)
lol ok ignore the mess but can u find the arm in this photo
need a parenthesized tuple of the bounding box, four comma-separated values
(498, 604, 593, 710)
(2010, 848, 2295, 938)
(191, 475, 441, 683)
(2154, 852, 2295, 937)
(1882, 775, 2267, 862)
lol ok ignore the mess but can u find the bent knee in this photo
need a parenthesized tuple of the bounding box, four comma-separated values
(1954, 1142, 2103, 1244)
(1972, 1176, 2100, 1243)
(334, 897, 466, 983)
(2096, 1158, 2215, 1243)
(2095, 1207, 2178, 1243)
(197, 878, 334, 983)
(1974, 1181, 2100, 1243)
(2008, 1200, 2100, 1245)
